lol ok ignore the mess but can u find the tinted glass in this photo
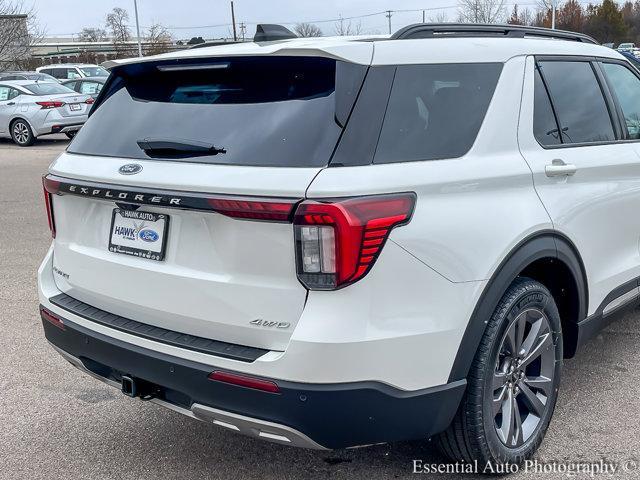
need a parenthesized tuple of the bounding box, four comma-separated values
(24, 83, 75, 95)
(80, 66, 109, 77)
(601, 62, 640, 139)
(533, 68, 561, 146)
(374, 63, 502, 163)
(69, 57, 353, 167)
(538, 61, 614, 144)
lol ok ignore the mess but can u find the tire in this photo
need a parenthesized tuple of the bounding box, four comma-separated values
(10, 119, 35, 147)
(65, 131, 77, 140)
(437, 277, 563, 470)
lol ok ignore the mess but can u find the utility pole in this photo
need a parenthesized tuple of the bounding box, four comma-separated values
(422, 10, 426, 23)
(385, 10, 392, 35)
(133, 0, 143, 56)
(239, 22, 246, 41)
(551, 0, 557, 29)
(230, 1, 237, 41)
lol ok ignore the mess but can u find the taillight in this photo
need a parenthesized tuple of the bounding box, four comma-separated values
(40, 307, 65, 330)
(36, 101, 65, 109)
(85, 98, 95, 105)
(42, 176, 60, 238)
(207, 198, 296, 222)
(293, 193, 416, 290)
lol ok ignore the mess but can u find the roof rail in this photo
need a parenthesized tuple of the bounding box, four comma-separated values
(391, 23, 598, 44)
(254, 24, 297, 42)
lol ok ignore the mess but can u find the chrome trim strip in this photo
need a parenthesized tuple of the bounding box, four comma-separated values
(49, 343, 327, 450)
(602, 287, 640, 316)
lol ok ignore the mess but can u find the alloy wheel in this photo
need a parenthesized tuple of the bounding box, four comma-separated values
(13, 122, 30, 145)
(492, 308, 556, 448)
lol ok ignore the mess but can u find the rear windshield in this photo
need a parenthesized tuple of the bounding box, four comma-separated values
(374, 63, 502, 163)
(24, 83, 75, 95)
(70, 57, 356, 167)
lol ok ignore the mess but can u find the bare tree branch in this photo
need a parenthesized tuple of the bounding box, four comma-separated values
(145, 23, 172, 55)
(78, 27, 108, 42)
(458, 0, 507, 23)
(294, 22, 322, 37)
(334, 17, 362, 36)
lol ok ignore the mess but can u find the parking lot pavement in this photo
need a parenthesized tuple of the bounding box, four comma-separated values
(1, 140, 640, 480)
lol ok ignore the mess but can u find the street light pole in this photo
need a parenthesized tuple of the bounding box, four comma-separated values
(133, 0, 143, 56)
(551, 0, 556, 30)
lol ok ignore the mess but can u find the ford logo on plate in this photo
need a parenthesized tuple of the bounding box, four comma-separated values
(119, 164, 143, 175)
(139, 229, 159, 243)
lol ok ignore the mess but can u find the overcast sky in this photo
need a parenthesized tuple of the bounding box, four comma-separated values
(27, 0, 480, 39)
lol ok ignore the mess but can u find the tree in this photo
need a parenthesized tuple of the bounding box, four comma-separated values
(0, 0, 42, 71)
(556, 0, 585, 32)
(334, 17, 362, 36)
(78, 27, 108, 43)
(145, 23, 172, 55)
(458, 0, 507, 23)
(106, 7, 131, 43)
(584, 0, 628, 43)
(508, 4, 533, 25)
(294, 22, 322, 37)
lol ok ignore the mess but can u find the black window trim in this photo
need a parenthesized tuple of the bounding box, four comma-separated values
(533, 55, 626, 150)
(596, 58, 640, 142)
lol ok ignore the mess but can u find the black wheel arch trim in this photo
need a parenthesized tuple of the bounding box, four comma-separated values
(447, 230, 588, 383)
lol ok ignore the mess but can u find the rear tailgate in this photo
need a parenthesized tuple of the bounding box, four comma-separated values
(48, 153, 320, 351)
(46, 54, 368, 352)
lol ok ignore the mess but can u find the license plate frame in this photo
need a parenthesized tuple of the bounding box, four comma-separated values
(70, 103, 82, 111)
(108, 208, 169, 261)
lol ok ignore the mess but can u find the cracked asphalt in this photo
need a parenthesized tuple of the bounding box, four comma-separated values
(1, 136, 639, 479)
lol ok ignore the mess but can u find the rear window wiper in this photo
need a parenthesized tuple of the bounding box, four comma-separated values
(137, 138, 227, 159)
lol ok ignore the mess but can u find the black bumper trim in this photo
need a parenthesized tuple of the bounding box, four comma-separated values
(49, 293, 268, 363)
(41, 305, 466, 449)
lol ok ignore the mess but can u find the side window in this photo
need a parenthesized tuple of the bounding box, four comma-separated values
(533, 67, 562, 146)
(67, 69, 81, 79)
(41, 69, 55, 77)
(8, 88, 20, 100)
(600, 62, 640, 139)
(374, 63, 503, 163)
(0, 86, 10, 101)
(65, 81, 78, 92)
(80, 81, 100, 95)
(538, 61, 614, 144)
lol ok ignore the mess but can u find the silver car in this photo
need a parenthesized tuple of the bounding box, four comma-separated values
(0, 80, 92, 146)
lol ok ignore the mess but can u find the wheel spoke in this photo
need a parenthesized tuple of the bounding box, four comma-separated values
(524, 375, 553, 396)
(521, 332, 553, 369)
(497, 388, 514, 444)
(511, 396, 524, 447)
(493, 371, 507, 390)
(493, 384, 508, 416)
(520, 316, 543, 357)
(519, 383, 546, 417)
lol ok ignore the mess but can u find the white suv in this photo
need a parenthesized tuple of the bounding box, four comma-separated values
(38, 24, 640, 467)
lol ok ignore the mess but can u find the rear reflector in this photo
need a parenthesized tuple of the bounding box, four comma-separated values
(294, 193, 416, 290)
(42, 177, 58, 238)
(40, 308, 65, 330)
(208, 371, 280, 393)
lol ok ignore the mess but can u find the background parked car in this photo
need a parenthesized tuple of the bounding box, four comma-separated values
(619, 50, 640, 69)
(61, 77, 105, 100)
(36, 64, 109, 81)
(0, 71, 60, 83)
(617, 42, 635, 52)
(0, 80, 93, 146)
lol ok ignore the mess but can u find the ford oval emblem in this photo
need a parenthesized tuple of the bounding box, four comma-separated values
(119, 164, 143, 175)
(139, 229, 159, 242)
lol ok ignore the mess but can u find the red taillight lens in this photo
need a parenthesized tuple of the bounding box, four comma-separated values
(36, 101, 65, 109)
(85, 98, 95, 105)
(208, 371, 280, 393)
(42, 176, 59, 238)
(293, 193, 416, 290)
(207, 198, 296, 222)
(40, 307, 65, 330)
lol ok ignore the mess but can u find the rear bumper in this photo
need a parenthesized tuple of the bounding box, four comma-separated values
(41, 307, 466, 449)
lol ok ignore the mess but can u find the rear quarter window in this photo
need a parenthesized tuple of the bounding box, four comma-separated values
(374, 63, 502, 163)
